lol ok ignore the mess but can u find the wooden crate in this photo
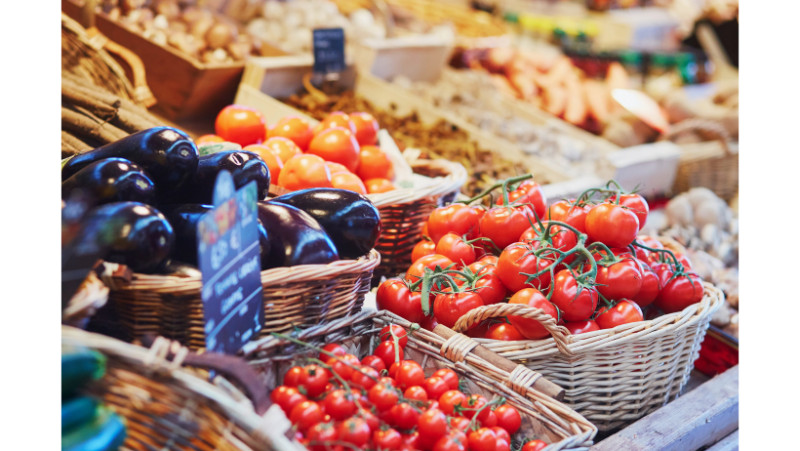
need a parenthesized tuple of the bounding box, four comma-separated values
(62, 0, 284, 121)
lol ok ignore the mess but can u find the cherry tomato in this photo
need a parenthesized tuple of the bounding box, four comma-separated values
(595, 258, 643, 301)
(612, 193, 649, 230)
(324, 353, 359, 381)
(655, 272, 704, 313)
(215, 105, 266, 146)
(349, 111, 380, 146)
(395, 360, 426, 390)
(467, 428, 498, 451)
(433, 434, 467, 451)
(268, 116, 314, 150)
(433, 369, 460, 390)
(283, 366, 304, 387)
(436, 232, 477, 267)
(401, 431, 420, 450)
(376, 278, 424, 323)
(270, 385, 307, 414)
(507, 288, 559, 340)
(380, 325, 409, 348)
(565, 320, 600, 335)
(547, 200, 588, 234)
(278, 154, 332, 190)
(336, 417, 371, 447)
(433, 291, 484, 329)
(331, 171, 367, 194)
(289, 400, 324, 432)
(522, 439, 548, 451)
(519, 222, 578, 263)
(459, 394, 491, 423)
(307, 127, 361, 172)
(404, 385, 429, 402)
(493, 404, 521, 434)
(357, 145, 394, 180)
(195, 134, 225, 144)
(479, 206, 533, 251)
(439, 390, 467, 416)
(374, 340, 405, 369)
(495, 436, 511, 451)
(406, 254, 454, 284)
(373, 428, 403, 450)
(632, 261, 661, 308)
(550, 269, 599, 322)
(321, 389, 356, 420)
(350, 365, 379, 391)
(496, 242, 554, 293)
(499, 179, 547, 220)
(595, 299, 644, 329)
(424, 376, 451, 401)
(458, 265, 507, 305)
(389, 402, 420, 430)
(491, 427, 511, 445)
(426, 204, 483, 244)
(301, 364, 332, 398)
(360, 355, 387, 374)
(585, 203, 639, 248)
(418, 408, 448, 443)
(262, 136, 302, 163)
(369, 382, 400, 412)
(305, 422, 338, 451)
(319, 343, 346, 360)
(484, 322, 524, 341)
(412, 239, 437, 263)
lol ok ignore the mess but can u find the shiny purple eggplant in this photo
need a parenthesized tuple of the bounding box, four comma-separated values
(172, 150, 270, 204)
(257, 201, 339, 269)
(61, 158, 156, 208)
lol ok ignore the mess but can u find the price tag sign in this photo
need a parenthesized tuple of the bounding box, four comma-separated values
(312, 28, 346, 74)
(197, 171, 263, 354)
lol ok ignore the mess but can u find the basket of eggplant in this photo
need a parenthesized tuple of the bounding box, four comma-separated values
(62, 127, 380, 350)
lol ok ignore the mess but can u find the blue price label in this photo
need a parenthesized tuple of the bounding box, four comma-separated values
(313, 28, 346, 74)
(197, 171, 263, 354)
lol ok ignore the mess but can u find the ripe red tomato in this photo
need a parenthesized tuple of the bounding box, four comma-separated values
(460, 265, 507, 305)
(424, 376, 450, 401)
(305, 422, 338, 451)
(324, 353, 359, 381)
(331, 171, 367, 195)
(369, 382, 400, 412)
(585, 203, 639, 248)
(376, 278, 424, 323)
(373, 428, 403, 450)
(307, 126, 361, 172)
(493, 404, 521, 434)
(314, 111, 356, 134)
(417, 408, 448, 443)
(411, 238, 437, 263)
(436, 232, 477, 267)
(244, 144, 284, 182)
(467, 428, 498, 451)
(433, 291, 484, 329)
(350, 365, 379, 391)
(507, 288, 559, 340)
(433, 369, 460, 391)
(458, 393, 490, 422)
(357, 144, 394, 181)
(389, 402, 420, 430)
(522, 439, 548, 451)
(427, 204, 483, 244)
(484, 322, 524, 341)
(278, 154, 332, 190)
(349, 111, 380, 146)
(496, 242, 554, 293)
(321, 389, 356, 420)
(433, 434, 467, 451)
(547, 200, 588, 234)
(632, 261, 660, 308)
(289, 400, 324, 432)
(215, 105, 266, 146)
(283, 366, 305, 387)
(550, 269, 599, 321)
(499, 179, 547, 220)
(300, 364, 332, 398)
(479, 206, 533, 251)
(336, 417, 371, 447)
(374, 340, 405, 368)
(519, 222, 578, 263)
(612, 193, 649, 230)
(360, 355, 387, 373)
(595, 258, 643, 301)
(270, 385, 307, 414)
(406, 254, 454, 284)
(268, 116, 314, 150)
(438, 390, 467, 416)
(404, 385, 428, 402)
(395, 360, 425, 390)
(655, 273, 704, 313)
(565, 320, 600, 335)
(595, 300, 644, 329)
(380, 324, 409, 348)
(364, 177, 395, 193)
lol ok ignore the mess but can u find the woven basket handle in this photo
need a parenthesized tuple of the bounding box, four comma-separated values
(662, 118, 732, 156)
(139, 334, 272, 415)
(452, 303, 574, 357)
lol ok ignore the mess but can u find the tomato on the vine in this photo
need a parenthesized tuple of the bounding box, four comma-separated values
(373, 428, 403, 450)
(547, 200, 588, 234)
(479, 206, 534, 251)
(324, 353, 359, 381)
(507, 288, 559, 340)
(594, 257, 643, 301)
(585, 203, 639, 248)
(433, 291, 484, 329)
(565, 320, 600, 335)
(611, 193, 649, 230)
(522, 439, 548, 451)
(436, 232, 477, 267)
(484, 322, 524, 341)
(519, 222, 578, 263)
(305, 422, 338, 451)
(439, 390, 467, 416)
(433, 369, 460, 390)
(350, 365, 379, 391)
(427, 204, 483, 244)
(289, 400, 324, 432)
(656, 272, 704, 313)
(595, 299, 644, 329)
(376, 278, 424, 323)
(369, 382, 400, 412)
(467, 428, 498, 451)
(493, 404, 521, 434)
(270, 385, 307, 414)
(374, 340, 404, 369)
(550, 269, 599, 322)
(360, 354, 385, 373)
(424, 376, 451, 401)
(395, 360, 426, 390)
(406, 254, 454, 284)
(496, 242, 554, 293)
(336, 417, 371, 447)
(411, 238, 436, 263)
(380, 324, 409, 348)
(632, 261, 660, 308)
(321, 389, 356, 420)
(459, 264, 507, 305)
(499, 180, 547, 220)
(389, 402, 420, 430)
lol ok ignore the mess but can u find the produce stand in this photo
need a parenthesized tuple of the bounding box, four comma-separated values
(59, 1, 740, 449)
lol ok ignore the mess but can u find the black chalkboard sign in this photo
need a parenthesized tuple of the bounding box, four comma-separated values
(313, 28, 346, 74)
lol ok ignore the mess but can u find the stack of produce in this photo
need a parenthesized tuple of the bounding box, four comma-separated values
(376, 177, 708, 338)
(392, 69, 603, 178)
(284, 89, 545, 197)
(270, 325, 550, 451)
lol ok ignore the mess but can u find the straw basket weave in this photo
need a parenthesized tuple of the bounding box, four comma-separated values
(62, 326, 301, 451)
(665, 118, 738, 201)
(98, 250, 380, 351)
(242, 310, 597, 450)
(368, 159, 467, 281)
(63, 270, 109, 329)
(451, 283, 724, 431)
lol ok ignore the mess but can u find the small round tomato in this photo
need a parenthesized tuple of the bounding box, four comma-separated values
(244, 143, 284, 182)
(321, 389, 356, 420)
(507, 288, 559, 340)
(439, 390, 467, 416)
(305, 422, 338, 451)
(418, 408, 448, 442)
(376, 278, 424, 323)
(336, 417, 371, 447)
(433, 368, 460, 391)
(499, 179, 547, 220)
(412, 239, 437, 263)
(404, 385, 429, 402)
(349, 111, 380, 146)
(459, 265, 507, 305)
(433, 291, 484, 329)
(389, 402, 420, 430)
(215, 105, 266, 146)
(278, 154, 332, 190)
(289, 400, 324, 432)
(426, 204, 483, 244)
(268, 116, 314, 150)
(262, 136, 302, 163)
(380, 325, 409, 348)
(655, 272, 704, 313)
(395, 360, 425, 390)
(522, 439, 548, 451)
(493, 404, 521, 434)
(369, 382, 400, 412)
(307, 127, 361, 172)
(319, 343, 347, 359)
(270, 385, 307, 414)
(547, 199, 588, 234)
(433, 434, 467, 451)
(613, 193, 649, 230)
(496, 242, 554, 293)
(595, 258, 643, 301)
(595, 299, 644, 329)
(550, 269, 599, 322)
(585, 203, 639, 248)
(374, 340, 405, 368)
(435, 232, 477, 267)
(406, 254, 454, 284)
(633, 261, 661, 308)
(565, 319, 600, 335)
(373, 428, 403, 450)
(195, 134, 225, 144)
(324, 353, 359, 381)
(357, 145, 394, 181)
(300, 364, 332, 398)
(424, 376, 450, 401)
(484, 322, 524, 341)
(467, 428, 498, 451)
(283, 366, 304, 387)
(314, 111, 356, 134)
(350, 365, 379, 391)
(365, 177, 395, 193)
(458, 394, 489, 422)
(360, 355, 387, 373)
(479, 206, 533, 250)
(331, 171, 367, 194)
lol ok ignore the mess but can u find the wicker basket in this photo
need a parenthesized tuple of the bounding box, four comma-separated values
(367, 158, 468, 281)
(451, 283, 724, 431)
(242, 310, 597, 450)
(63, 270, 110, 329)
(665, 118, 738, 201)
(97, 250, 380, 351)
(62, 326, 301, 451)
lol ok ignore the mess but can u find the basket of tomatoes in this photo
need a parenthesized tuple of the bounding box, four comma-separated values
(376, 176, 724, 431)
(241, 309, 597, 450)
(209, 105, 468, 283)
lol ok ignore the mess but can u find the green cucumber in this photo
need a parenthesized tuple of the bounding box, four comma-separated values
(62, 349, 106, 398)
(62, 397, 100, 434)
(62, 407, 126, 451)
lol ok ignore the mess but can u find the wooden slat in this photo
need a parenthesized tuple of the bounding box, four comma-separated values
(706, 430, 739, 451)
(591, 365, 738, 451)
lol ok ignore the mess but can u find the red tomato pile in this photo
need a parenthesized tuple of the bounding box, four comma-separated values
(210, 106, 396, 195)
(272, 325, 548, 451)
(377, 177, 705, 338)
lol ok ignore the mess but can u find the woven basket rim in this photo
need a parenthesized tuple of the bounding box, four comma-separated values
(64, 271, 110, 321)
(367, 159, 467, 207)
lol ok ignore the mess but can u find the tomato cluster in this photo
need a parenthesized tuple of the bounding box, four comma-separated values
(209, 106, 396, 195)
(377, 177, 705, 339)
(272, 325, 547, 451)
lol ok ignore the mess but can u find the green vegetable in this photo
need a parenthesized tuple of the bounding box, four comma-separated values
(62, 407, 126, 451)
(62, 397, 100, 435)
(62, 349, 106, 398)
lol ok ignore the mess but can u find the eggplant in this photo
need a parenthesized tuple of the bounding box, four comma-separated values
(61, 127, 198, 196)
(62, 158, 156, 208)
(172, 150, 270, 204)
(161, 203, 270, 268)
(257, 201, 339, 269)
(272, 188, 381, 259)
(75, 202, 174, 273)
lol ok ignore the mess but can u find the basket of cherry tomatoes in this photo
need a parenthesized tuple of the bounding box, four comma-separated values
(241, 309, 597, 450)
(375, 176, 724, 431)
